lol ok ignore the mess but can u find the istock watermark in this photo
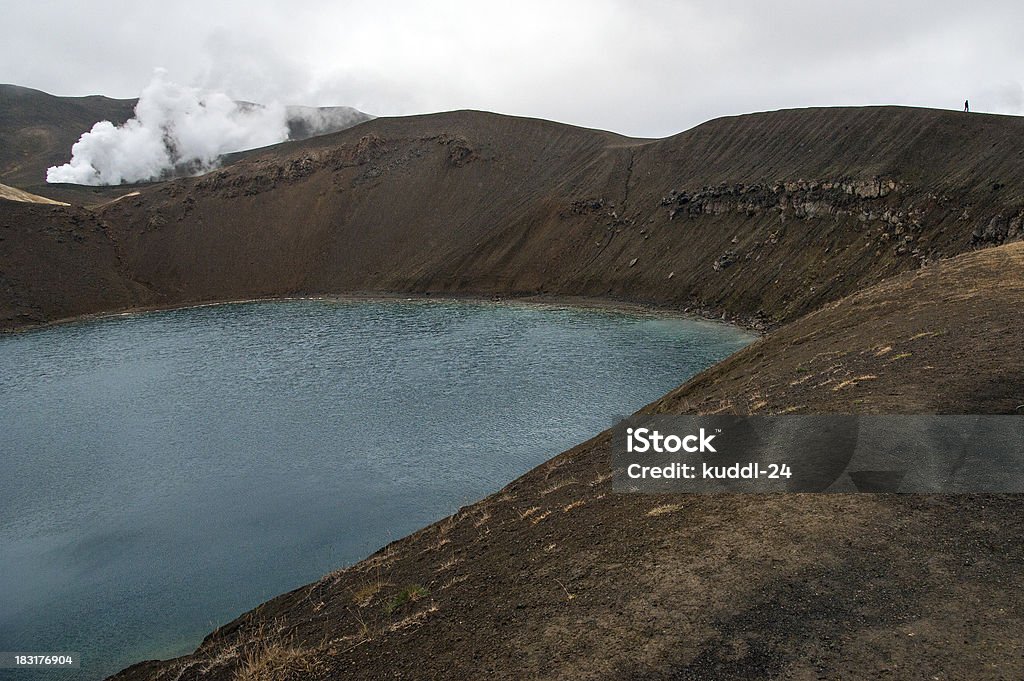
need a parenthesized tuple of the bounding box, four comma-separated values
(612, 415, 1024, 493)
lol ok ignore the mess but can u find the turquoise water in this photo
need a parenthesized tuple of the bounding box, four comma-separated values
(0, 299, 753, 679)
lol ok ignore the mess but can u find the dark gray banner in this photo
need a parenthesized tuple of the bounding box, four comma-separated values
(612, 416, 1024, 493)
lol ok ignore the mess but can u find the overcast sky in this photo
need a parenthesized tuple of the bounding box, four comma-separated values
(3, 0, 1022, 137)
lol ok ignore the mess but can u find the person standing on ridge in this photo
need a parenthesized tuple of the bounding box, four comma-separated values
(964, 99, 970, 112)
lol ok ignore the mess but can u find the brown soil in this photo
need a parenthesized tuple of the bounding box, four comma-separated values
(0, 200, 146, 327)
(1, 103, 1022, 679)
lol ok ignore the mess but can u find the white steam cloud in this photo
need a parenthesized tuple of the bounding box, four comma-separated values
(47, 70, 290, 185)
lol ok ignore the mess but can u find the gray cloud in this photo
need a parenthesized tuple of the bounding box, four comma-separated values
(2, 0, 1022, 137)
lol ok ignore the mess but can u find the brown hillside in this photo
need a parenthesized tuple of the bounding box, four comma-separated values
(36, 106, 1012, 334)
(0, 199, 147, 328)
(0, 84, 136, 187)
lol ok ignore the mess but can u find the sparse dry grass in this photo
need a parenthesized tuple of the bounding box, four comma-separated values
(422, 525, 454, 553)
(705, 399, 737, 414)
(540, 478, 577, 495)
(530, 510, 552, 525)
(789, 372, 816, 386)
(543, 457, 571, 477)
(519, 506, 542, 519)
(358, 545, 398, 572)
(562, 500, 585, 513)
(387, 603, 438, 632)
(234, 641, 320, 681)
(647, 503, 684, 517)
(554, 578, 576, 601)
(436, 555, 463, 572)
(832, 374, 878, 391)
(351, 578, 388, 607)
(433, 516, 458, 540)
(442, 574, 469, 589)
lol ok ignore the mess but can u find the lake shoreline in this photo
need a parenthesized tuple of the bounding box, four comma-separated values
(1, 291, 764, 338)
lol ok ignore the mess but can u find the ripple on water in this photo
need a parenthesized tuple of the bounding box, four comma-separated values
(0, 299, 753, 680)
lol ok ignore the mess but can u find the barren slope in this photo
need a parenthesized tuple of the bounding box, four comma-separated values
(91, 106, 1024, 330)
(0, 199, 146, 328)
(4, 107, 1024, 332)
(0, 84, 136, 187)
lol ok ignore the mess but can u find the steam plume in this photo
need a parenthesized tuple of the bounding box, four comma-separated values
(47, 70, 289, 185)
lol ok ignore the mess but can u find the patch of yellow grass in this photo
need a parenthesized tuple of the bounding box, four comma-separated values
(421, 534, 451, 554)
(530, 510, 553, 525)
(442, 574, 468, 589)
(0, 183, 69, 206)
(540, 478, 577, 495)
(234, 641, 320, 681)
(387, 603, 438, 632)
(562, 500, 585, 513)
(519, 506, 542, 519)
(832, 375, 879, 391)
(705, 400, 737, 414)
(351, 580, 388, 607)
(647, 503, 684, 517)
(436, 555, 462, 572)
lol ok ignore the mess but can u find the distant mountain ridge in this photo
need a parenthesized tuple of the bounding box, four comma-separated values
(0, 84, 373, 187)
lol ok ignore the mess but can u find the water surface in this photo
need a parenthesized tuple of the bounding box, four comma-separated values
(0, 299, 753, 679)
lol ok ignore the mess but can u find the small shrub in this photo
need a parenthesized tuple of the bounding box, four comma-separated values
(385, 585, 428, 614)
(352, 580, 386, 607)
